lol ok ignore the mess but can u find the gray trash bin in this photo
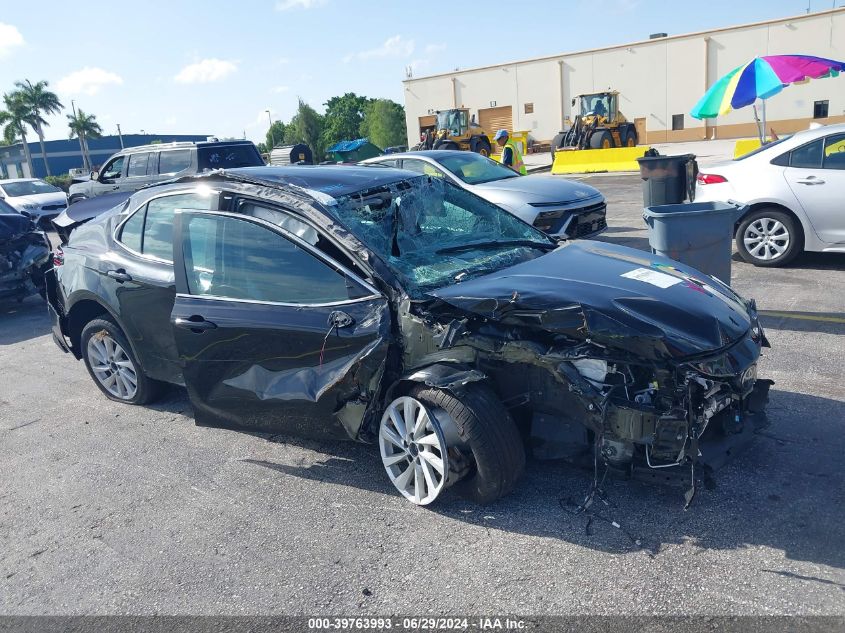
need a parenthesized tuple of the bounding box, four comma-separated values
(637, 154, 698, 206)
(642, 202, 745, 285)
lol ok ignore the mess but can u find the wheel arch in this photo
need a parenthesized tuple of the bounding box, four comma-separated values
(384, 362, 490, 403)
(737, 201, 807, 245)
(66, 294, 136, 363)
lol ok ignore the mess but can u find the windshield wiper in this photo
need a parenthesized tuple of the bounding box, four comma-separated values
(436, 239, 555, 255)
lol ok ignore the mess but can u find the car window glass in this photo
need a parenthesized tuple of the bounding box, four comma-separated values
(158, 149, 192, 174)
(371, 159, 399, 168)
(790, 139, 823, 169)
(822, 134, 845, 170)
(101, 156, 125, 180)
(197, 144, 263, 170)
(142, 192, 216, 261)
(127, 153, 150, 178)
(183, 215, 353, 304)
(240, 202, 319, 245)
(401, 159, 445, 178)
(119, 208, 144, 252)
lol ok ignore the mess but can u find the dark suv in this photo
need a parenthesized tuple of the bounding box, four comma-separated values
(46, 166, 771, 507)
(67, 140, 263, 204)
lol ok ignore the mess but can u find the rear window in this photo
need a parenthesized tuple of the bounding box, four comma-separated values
(198, 144, 263, 170)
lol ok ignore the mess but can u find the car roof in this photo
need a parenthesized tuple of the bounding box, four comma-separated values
(367, 150, 469, 161)
(224, 165, 418, 198)
(117, 139, 256, 155)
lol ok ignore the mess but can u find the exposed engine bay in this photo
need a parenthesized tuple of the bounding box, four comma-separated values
(0, 212, 51, 302)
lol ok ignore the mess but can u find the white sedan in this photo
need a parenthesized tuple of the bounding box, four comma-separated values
(695, 123, 845, 266)
(0, 178, 68, 228)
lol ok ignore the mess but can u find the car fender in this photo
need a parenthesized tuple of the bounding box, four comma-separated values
(736, 195, 822, 246)
(385, 362, 489, 403)
(63, 289, 145, 367)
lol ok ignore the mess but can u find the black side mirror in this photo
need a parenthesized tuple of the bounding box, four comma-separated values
(90, 171, 99, 181)
(571, 98, 576, 107)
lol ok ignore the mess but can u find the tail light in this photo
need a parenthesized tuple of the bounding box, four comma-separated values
(53, 245, 64, 267)
(697, 173, 728, 185)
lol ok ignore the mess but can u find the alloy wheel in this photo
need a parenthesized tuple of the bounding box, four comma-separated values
(743, 217, 790, 261)
(378, 396, 449, 505)
(86, 332, 138, 400)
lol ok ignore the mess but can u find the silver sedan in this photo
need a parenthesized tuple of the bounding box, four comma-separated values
(362, 150, 607, 239)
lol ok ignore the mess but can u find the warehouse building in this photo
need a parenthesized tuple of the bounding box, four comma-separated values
(403, 7, 845, 147)
(0, 134, 210, 180)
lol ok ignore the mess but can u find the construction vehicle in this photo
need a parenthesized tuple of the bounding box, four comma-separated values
(550, 91, 638, 156)
(424, 109, 492, 156)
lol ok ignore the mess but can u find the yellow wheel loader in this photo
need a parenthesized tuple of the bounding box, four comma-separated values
(425, 109, 492, 156)
(550, 91, 638, 156)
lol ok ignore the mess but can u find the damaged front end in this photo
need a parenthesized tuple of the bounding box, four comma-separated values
(402, 240, 774, 505)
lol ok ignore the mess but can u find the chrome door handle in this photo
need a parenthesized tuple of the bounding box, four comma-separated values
(796, 178, 825, 185)
(106, 269, 132, 282)
(174, 316, 217, 332)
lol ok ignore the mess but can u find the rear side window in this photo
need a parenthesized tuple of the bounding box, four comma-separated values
(197, 144, 263, 170)
(158, 150, 192, 174)
(182, 214, 353, 304)
(118, 192, 216, 261)
(788, 139, 823, 169)
(127, 153, 150, 177)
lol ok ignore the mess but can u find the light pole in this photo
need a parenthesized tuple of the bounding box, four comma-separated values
(266, 110, 274, 149)
(116, 124, 124, 149)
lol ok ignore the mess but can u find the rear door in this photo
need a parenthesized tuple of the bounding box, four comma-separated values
(120, 152, 157, 193)
(784, 133, 845, 245)
(170, 210, 390, 439)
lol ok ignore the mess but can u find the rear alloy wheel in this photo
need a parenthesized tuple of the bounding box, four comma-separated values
(736, 209, 802, 267)
(81, 317, 164, 404)
(379, 396, 448, 505)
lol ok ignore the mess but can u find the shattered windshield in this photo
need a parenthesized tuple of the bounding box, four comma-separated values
(332, 176, 555, 295)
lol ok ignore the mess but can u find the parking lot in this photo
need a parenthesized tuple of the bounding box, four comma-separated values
(1, 172, 843, 616)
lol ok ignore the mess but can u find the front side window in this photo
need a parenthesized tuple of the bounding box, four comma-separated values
(158, 149, 192, 174)
(182, 214, 353, 304)
(118, 191, 216, 261)
(790, 139, 823, 169)
(401, 159, 446, 179)
(822, 134, 845, 170)
(127, 153, 150, 178)
(101, 156, 125, 180)
(333, 177, 554, 294)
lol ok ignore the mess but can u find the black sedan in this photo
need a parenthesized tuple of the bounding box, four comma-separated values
(46, 166, 771, 506)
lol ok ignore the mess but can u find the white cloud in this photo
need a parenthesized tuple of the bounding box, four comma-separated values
(276, 0, 326, 10)
(0, 23, 24, 58)
(343, 35, 414, 63)
(277, 57, 291, 65)
(424, 43, 447, 55)
(174, 58, 237, 84)
(271, 85, 290, 94)
(56, 67, 123, 96)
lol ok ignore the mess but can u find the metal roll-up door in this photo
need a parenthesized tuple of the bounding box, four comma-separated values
(478, 106, 513, 135)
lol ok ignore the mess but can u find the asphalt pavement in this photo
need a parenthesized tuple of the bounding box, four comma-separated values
(1, 174, 843, 616)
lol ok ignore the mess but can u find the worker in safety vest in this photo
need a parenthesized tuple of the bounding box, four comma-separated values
(493, 129, 526, 175)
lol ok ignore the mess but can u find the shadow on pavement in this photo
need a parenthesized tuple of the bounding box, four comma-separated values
(0, 295, 50, 346)
(760, 311, 845, 336)
(246, 388, 845, 572)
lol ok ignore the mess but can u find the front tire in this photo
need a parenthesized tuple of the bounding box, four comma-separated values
(590, 130, 613, 150)
(81, 317, 164, 405)
(406, 383, 525, 505)
(736, 208, 803, 267)
(472, 137, 492, 157)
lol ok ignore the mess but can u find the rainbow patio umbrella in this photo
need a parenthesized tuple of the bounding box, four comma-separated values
(691, 54, 845, 141)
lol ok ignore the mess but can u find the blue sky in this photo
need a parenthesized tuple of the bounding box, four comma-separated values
(0, 0, 840, 144)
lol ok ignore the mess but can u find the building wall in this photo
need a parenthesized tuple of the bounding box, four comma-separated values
(403, 8, 845, 146)
(0, 134, 211, 180)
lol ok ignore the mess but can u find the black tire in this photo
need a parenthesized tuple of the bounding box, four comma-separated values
(434, 139, 459, 151)
(624, 127, 638, 147)
(735, 208, 803, 267)
(471, 137, 492, 157)
(589, 130, 613, 150)
(550, 132, 566, 159)
(80, 316, 165, 405)
(410, 382, 525, 504)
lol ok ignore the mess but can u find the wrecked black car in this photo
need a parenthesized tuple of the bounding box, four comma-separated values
(46, 166, 771, 506)
(1, 198, 51, 302)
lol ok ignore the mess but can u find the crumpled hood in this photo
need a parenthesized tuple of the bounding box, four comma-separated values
(473, 174, 602, 203)
(430, 240, 755, 360)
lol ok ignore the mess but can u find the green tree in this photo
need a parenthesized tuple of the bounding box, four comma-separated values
(361, 99, 406, 150)
(0, 92, 35, 176)
(67, 109, 103, 172)
(14, 80, 63, 176)
(284, 100, 326, 160)
(321, 92, 371, 148)
(265, 120, 286, 150)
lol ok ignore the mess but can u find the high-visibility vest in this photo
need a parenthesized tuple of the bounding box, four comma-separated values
(502, 139, 526, 175)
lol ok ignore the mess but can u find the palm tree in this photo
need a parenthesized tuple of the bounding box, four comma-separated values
(67, 109, 103, 172)
(0, 92, 36, 177)
(15, 80, 63, 176)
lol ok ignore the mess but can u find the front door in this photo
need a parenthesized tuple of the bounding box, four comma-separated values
(92, 154, 126, 197)
(784, 132, 845, 245)
(170, 210, 390, 439)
